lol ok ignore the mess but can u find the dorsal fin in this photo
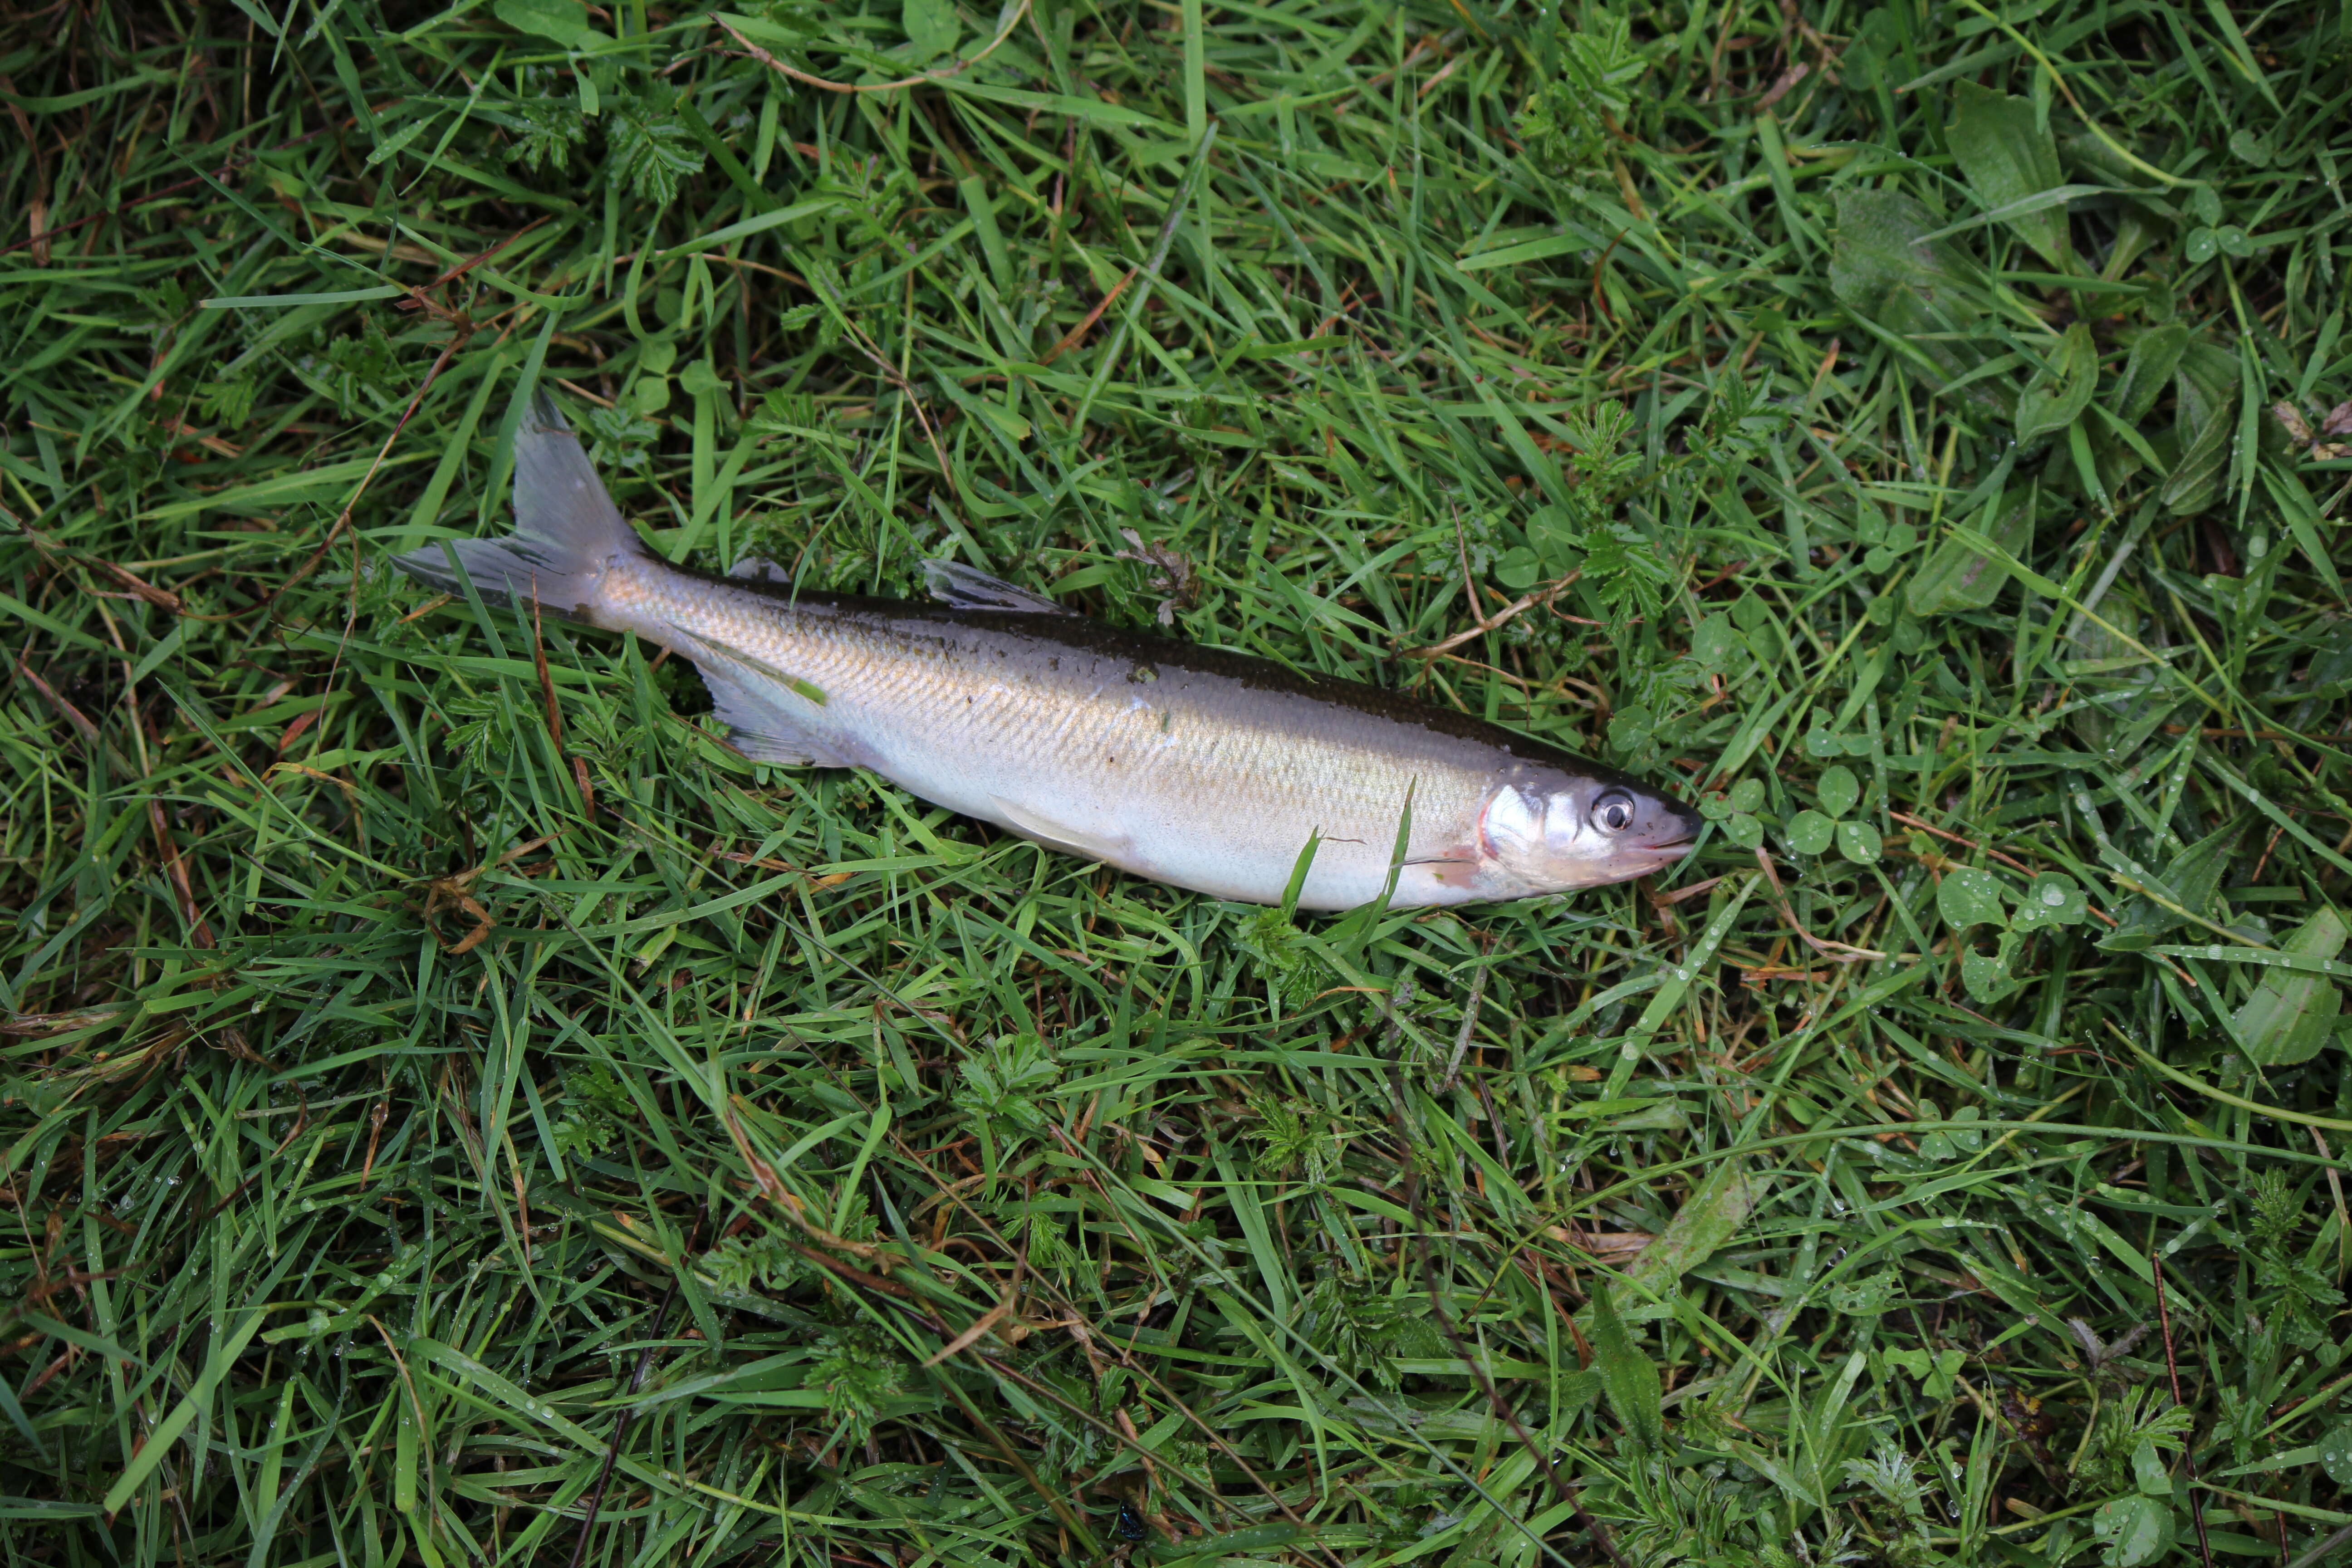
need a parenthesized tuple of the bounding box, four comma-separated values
(728, 556, 787, 583)
(921, 558, 1075, 616)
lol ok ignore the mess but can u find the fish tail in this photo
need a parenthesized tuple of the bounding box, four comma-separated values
(390, 392, 644, 623)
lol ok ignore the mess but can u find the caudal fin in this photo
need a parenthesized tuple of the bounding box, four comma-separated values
(391, 393, 644, 623)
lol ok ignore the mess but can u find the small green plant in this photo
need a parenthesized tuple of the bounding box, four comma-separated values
(1299, 1275, 1441, 1391)
(607, 88, 706, 204)
(1244, 1089, 1347, 1184)
(702, 1227, 808, 1293)
(1494, 403, 1669, 629)
(808, 1329, 910, 1459)
(951, 1033, 1063, 1136)
(549, 1062, 639, 1161)
(1696, 775, 1769, 850)
(1841, 1441, 1938, 1564)
(2076, 1385, 2194, 1497)
(499, 96, 588, 174)
(1936, 862, 2090, 1002)
(1519, 10, 1647, 183)
(1236, 906, 1332, 1012)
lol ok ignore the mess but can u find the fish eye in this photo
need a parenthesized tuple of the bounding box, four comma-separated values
(1594, 790, 1636, 834)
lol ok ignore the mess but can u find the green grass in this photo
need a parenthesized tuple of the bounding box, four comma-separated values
(4, 0, 2352, 1564)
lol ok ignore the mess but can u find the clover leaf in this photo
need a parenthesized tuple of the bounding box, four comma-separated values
(1784, 764, 1881, 862)
(1817, 764, 1859, 819)
(1785, 809, 1835, 856)
(1837, 819, 1884, 863)
(2320, 1419, 2352, 1485)
(1937, 866, 2008, 930)
(1715, 778, 1768, 851)
(1963, 946, 2020, 1003)
(2009, 872, 2088, 931)
(2090, 1494, 2174, 1568)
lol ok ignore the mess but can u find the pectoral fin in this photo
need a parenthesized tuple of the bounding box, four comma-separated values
(666, 625, 853, 768)
(703, 673, 852, 766)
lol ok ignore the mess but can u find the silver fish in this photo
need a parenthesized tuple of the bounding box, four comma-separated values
(392, 398, 1700, 911)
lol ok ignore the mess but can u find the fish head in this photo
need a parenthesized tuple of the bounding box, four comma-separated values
(1475, 769, 1701, 892)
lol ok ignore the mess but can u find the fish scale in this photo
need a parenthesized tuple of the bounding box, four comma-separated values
(392, 396, 1700, 910)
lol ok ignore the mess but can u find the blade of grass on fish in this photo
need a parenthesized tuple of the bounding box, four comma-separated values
(1323, 785, 1413, 964)
(1277, 829, 1321, 922)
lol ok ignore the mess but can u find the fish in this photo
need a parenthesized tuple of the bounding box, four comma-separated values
(389, 397, 1700, 911)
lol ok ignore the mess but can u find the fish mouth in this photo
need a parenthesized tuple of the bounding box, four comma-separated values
(1637, 804, 1705, 864)
(1610, 831, 1697, 881)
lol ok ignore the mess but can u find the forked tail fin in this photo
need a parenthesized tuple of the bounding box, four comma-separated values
(391, 392, 644, 623)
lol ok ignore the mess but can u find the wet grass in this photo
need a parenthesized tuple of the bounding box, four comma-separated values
(3, 1, 2351, 1564)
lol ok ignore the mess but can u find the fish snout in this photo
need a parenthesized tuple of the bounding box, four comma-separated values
(1605, 794, 1701, 880)
(1642, 796, 1704, 853)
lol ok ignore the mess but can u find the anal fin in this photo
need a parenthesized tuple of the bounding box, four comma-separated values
(990, 796, 1127, 863)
